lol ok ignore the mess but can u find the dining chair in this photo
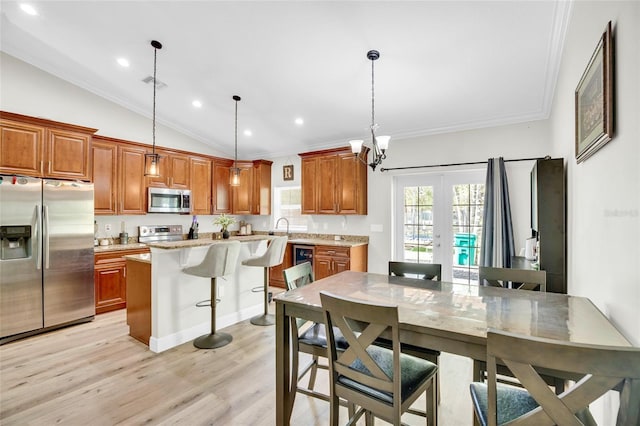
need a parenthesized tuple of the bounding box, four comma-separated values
(475, 267, 562, 393)
(470, 329, 640, 426)
(478, 266, 546, 292)
(386, 261, 442, 414)
(283, 262, 348, 413)
(320, 291, 438, 426)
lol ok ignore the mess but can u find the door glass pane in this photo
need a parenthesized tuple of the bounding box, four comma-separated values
(403, 186, 434, 263)
(451, 183, 484, 284)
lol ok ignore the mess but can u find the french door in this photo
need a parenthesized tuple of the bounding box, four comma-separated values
(394, 170, 485, 283)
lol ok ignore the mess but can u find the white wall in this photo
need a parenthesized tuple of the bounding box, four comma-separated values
(0, 52, 226, 157)
(268, 120, 551, 274)
(548, 1, 639, 422)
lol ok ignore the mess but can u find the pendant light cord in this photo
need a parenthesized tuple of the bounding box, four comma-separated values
(234, 98, 238, 167)
(152, 43, 158, 155)
(371, 55, 375, 135)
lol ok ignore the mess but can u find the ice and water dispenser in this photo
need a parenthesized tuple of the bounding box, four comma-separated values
(0, 225, 32, 260)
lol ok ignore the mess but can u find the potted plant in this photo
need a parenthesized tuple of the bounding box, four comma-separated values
(213, 214, 236, 239)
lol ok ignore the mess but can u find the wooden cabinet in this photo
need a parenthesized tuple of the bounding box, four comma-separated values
(231, 161, 254, 215)
(252, 160, 272, 215)
(146, 150, 190, 189)
(92, 137, 117, 215)
(213, 159, 233, 214)
(299, 147, 368, 215)
(531, 158, 566, 294)
(126, 257, 151, 345)
(190, 156, 212, 215)
(314, 244, 367, 280)
(269, 242, 293, 289)
(119, 144, 147, 215)
(94, 247, 150, 314)
(0, 111, 96, 180)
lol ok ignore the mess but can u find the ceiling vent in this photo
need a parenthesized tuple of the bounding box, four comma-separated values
(142, 76, 167, 90)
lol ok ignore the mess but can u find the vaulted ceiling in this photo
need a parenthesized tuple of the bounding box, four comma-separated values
(1, 1, 571, 158)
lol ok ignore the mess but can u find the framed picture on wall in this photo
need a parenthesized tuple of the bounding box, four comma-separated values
(575, 21, 614, 163)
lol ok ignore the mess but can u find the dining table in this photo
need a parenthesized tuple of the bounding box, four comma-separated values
(274, 270, 633, 425)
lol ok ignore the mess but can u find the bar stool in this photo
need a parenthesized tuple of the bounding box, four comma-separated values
(242, 236, 288, 326)
(183, 240, 241, 349)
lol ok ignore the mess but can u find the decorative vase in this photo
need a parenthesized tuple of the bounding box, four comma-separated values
(222, 230, 230, 239)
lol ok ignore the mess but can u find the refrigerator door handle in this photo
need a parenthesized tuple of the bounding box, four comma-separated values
(35, 205, 42, 270)
(44, 205, 50, 269)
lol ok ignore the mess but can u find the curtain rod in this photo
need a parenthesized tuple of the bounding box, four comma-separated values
(380, 155, 553, 172)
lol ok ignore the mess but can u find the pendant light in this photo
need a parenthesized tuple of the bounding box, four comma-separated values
(349, 49, 390, 171)
(230, 95, 242, 186)
(144, 40, 163, 177)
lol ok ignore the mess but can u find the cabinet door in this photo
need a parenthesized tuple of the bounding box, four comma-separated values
(317, 155, 337, 214)
(190, 157, 212, 215)
(213, 161, 232, 214)
(94, 261, 126, 314)
(252, 161, 272, 215)
(314, 256, 333, 280)
(337, 152, 367, 214)
(0, 119, 44, 176)
(232, 165, 253, 215)
(46, 129, 91, 180)
(269, 243, 292, 289)
(170, 154, 190, 189)
(301, 157, 317, 214)
(333, 258, 351, 274)
(118, 145, 146, 215)
(92, 139, 117, 215)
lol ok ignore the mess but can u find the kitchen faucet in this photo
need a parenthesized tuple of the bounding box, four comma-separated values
(275, 217, 290, 236)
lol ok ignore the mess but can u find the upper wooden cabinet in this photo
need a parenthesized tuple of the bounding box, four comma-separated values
(0, 111, 96, 180)
(190, 156, 212, 215)
(231, 161, 254, 215)
(212, 159, 233, 214)
(118, 144, 147, 215)
(146, 150, 190, 189)
(252, 160, 272, 215)
(299, 147, 368, 215)
(92, 137, 118, 215)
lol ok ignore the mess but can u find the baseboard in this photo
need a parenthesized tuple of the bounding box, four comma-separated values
(149, 303, 264, 353)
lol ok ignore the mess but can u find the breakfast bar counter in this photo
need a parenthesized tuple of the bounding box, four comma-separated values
(125, 236, 274, 352)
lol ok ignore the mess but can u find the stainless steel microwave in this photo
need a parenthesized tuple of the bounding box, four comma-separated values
(147, 188, 191, 214)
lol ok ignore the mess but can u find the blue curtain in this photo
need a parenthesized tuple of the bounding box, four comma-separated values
(480, 158, 515, 268)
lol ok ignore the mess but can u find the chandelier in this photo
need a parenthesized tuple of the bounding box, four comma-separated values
(349, 49, 390, 171)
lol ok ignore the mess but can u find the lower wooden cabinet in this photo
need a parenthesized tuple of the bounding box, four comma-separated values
(94, 247, 150, 314)
(314, 244, 368, 281)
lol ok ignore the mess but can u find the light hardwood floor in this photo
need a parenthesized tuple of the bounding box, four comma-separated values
(0, 299, 474, 425)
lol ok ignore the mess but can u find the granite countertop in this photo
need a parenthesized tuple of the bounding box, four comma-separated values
(145, 234, 273, 250)
(94, 243, 148, 253)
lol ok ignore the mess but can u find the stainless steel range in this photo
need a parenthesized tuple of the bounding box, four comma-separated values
(138, 225, 183, 244)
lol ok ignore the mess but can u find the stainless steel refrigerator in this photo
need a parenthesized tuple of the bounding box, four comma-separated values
(0, 175, 95, 343)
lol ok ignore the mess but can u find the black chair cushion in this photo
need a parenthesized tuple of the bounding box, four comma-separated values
(338, 345, 437, 404)
(469, 382, 539, 426)
(299, 323, 348, 350)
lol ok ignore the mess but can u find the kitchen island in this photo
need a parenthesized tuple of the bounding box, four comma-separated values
(125, 235, 274, 353)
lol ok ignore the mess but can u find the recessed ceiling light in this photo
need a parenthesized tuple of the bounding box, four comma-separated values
(243, 130, 252, 137)
(295, 118, 304, 126)
(117, 58, 130, 68)
(20, 3, 38, 15)
(192, 100, 202, 108)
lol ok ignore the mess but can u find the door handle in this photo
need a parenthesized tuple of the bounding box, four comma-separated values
(44, 205, 50, 269)
(34, 205, 42, 270)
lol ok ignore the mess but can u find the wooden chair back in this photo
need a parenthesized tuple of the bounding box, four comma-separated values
(479, 266, 546, 292)
(485, 330, 640, 426)
(283, 261, 314, 291)
(389, 261, 441, 281)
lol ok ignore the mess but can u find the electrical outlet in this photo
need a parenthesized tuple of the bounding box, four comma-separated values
(105, 224, 112, 232)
